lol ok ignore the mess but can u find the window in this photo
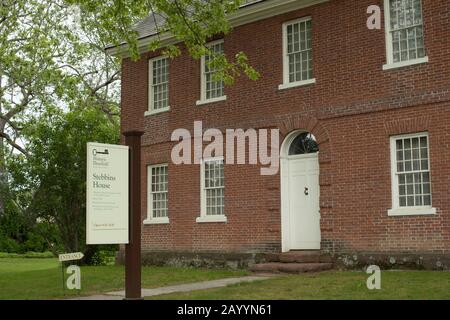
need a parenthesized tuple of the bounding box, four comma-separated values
(197, 40, 226, 105)
(384, 0, 428, 70)
(145, 164, 169, 224)
(389, 133, 436, 216)
(279, 17, 315, 90)
(197, 158, 227, 223)
(288, 132, 319, 156)
(147, 57, 169, 115)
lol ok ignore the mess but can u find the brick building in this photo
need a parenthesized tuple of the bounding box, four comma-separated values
(109, 0, 450, 269)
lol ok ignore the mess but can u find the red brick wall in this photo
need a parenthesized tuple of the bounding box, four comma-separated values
(120, 0, 450, 255)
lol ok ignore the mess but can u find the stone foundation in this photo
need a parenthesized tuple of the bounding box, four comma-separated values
(332, 252, 450, 271)
(116, 250, 450, 270)
(116, 250, 268, 269)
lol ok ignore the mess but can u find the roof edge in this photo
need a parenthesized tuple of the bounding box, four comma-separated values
(106, 0, 329, 57)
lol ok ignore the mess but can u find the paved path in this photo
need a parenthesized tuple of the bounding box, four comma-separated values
(71, 275, 271, 300)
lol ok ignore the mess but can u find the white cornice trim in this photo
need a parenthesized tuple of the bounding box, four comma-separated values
(106, 0, 329, 57)
(229, 0, 328, 28)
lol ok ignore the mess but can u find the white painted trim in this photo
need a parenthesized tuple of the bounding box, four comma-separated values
(388, 132, 436, 217)
(383, 0, 393, 66)
(198, 39, 225, 104)
(143, 217, 170, 225)
(146, 163, 169, 224)
(383, 0, 427, 70)
(382, 56, 429, 70)
(148, 56, 170, 113)
(106, 32, 178, 57)
(198, 156, 227, 223)
(281, 16, 314, 89)
(196, 96, 227, 106)
(286, 153, 320, 161)
(278, 78, 316, 90)
(145, 107, 170, 117)
(280, 130, 320, 252)
(196, 215, 228, 223)
(230, 0, 327, 29)
(388, 207, 436, 217)
(280, 155, 290, 252)
(106, 0, 330, 57)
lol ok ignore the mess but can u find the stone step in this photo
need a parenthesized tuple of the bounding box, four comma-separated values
(265, 251, 332, 263)
(280, 251, 332, 263)
(250, 262, 333, 274)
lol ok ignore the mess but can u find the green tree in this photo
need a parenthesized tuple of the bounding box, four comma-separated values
(0, 0, 120, 215)
(8, 106, 119, 252)
(0, 0, 259, 255)
(66, 0, 260, 84)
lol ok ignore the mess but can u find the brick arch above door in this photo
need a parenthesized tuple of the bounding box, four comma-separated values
(276, 114, 332, 167)
(277, 115, 329, 146)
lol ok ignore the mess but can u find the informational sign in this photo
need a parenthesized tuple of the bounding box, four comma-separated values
(86, 143, 129, 244)
(59, 252, 84, 262)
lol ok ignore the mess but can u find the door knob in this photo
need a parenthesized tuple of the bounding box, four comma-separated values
(304, 187, 309, 196)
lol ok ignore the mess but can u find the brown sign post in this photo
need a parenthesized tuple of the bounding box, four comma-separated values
(124, 131, 144, 300)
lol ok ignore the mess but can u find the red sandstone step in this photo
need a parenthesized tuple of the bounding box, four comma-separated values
(264, 253, 282, 262)
(264, 251, 333, 264)
(280, 251, 333, 263)
(250, 262, 333, 274)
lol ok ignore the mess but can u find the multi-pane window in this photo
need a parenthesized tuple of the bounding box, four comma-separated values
(149, 57, 169, 112)
(285, 17, 313, 83)
(148, 164, 168, 219)
(203, 158, 225, 216)
(391, 134, 431, 209)
(386, 0, 426, 64)
(202, 41, 225, 101)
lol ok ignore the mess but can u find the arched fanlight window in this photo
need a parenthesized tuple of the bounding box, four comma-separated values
(288, 132, 319, 156)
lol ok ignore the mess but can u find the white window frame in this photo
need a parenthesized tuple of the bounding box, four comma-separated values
(145, 56, 170, 116)
(144, 163, 170, 225)
(196, 39, 227, 106)
(279, 16, 316, 90)
(388, 132, 436, 216)
(197, 157, 227, 223)
(383, 0, 428, 70)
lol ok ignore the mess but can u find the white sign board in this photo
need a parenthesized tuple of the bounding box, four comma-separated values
(86, 143, 129, 244)
(59, 252, 84, 262)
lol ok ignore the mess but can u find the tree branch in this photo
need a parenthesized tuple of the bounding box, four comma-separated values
(0, 131, 28, 156)
(90, 70, 120, 96)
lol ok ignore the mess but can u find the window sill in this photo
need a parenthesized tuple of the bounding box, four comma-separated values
(383, 57, 429, 71)
(278, 78, 316, 91)
(143, 217, 170, 225)
(388, 207, 436, 217)
(196, 96, 227, 106)
(196, 215, 227, 223)
(144, 107, 170, 117)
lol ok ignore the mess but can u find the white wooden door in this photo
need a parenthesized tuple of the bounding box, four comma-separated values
(287, 155, 320, 249)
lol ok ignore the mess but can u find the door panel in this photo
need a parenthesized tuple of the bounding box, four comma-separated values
(288, 156, 320, 249)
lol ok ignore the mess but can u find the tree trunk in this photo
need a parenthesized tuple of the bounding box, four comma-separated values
(0, 74, 6, 216)
(0, 119, 6, 216)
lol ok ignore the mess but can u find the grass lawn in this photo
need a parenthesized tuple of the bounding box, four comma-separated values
(0, 258, 248, 300)
(148, 270, 450, 300)
(2, 258, 449, 300)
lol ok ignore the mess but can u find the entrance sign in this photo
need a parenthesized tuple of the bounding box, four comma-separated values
(59, 252, 84, 262)
(86, 143, 129, 244)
